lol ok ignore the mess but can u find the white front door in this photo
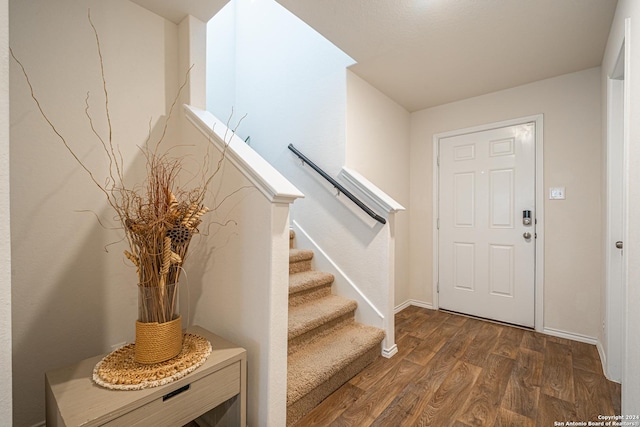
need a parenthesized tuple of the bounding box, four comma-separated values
(438, 123, 536, 327)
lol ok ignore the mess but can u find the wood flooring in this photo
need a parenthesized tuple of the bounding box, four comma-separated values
(294, 306, 621, 427)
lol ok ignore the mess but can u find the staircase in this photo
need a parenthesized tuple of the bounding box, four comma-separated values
(287, 231, 385, 425)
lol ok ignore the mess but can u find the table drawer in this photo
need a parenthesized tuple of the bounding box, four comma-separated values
(103, 361, 241, 426)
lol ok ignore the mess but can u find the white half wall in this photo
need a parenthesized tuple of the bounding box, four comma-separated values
(205, 0, 409, 358)
(346, 70, 411, 309)
(410, 67, 603, 339)
(181, 114, 293, 426)
(228, 0, 403, 354)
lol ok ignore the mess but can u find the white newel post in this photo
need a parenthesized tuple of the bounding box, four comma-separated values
(382, 212, 399, 358)
(339, 167, 405, 358)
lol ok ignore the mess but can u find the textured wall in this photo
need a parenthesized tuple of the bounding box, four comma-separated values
(1, 0, 12, 422)
(410, 67, 603, 339)
(231, 0, 400, 322)
(9, 1, 179, 424)
(345, 71, 411, 308)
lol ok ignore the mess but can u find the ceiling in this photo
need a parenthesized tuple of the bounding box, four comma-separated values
(275, 0, 618, 112)
(132, 0, 618, 112)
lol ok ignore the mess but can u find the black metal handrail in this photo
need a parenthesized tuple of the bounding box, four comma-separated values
(288, 144, 386, 225)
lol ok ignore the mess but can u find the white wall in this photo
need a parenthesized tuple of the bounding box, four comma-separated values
(179, 15, 207, 110)
(602, 0, 640, 414)
(10, 1, 179, 424)
(0, 0, 12, 422)
(410, 67, 603, 339)
(180, 115, 292, 426)
(345, 71, 411, 306)
(232, 0, 354, 169)
(228, 0, 404, 349)
(206, 1, 237, 122)
(206, 0, 405, 351)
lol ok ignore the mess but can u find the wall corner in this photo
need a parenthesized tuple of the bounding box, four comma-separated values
(178, 15, 207, 109)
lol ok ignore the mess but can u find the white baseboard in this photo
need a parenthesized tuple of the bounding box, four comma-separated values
(395, 299, 434, 313)
(542, 327, 598, 346)
(382, 344, 398, 358)
(597, 340, 610, 380)
(596, 339, 622, 384)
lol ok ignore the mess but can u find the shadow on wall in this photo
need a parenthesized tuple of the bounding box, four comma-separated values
(10, 89, 185, 425)
(12, 215, 113, 424)
(9, 2, 188, 425)
(176, 160, 257, 329)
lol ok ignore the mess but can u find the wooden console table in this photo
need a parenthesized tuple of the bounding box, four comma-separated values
(45, 326, 246, 427)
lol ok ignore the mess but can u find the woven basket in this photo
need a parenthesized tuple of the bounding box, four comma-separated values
(135, 315, 183, 364)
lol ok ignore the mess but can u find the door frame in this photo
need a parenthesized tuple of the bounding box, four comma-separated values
(432, 115, 545, 332)
(604, 20, 630, 383)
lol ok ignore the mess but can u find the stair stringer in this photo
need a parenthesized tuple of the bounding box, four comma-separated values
(291, 220, 397, 357)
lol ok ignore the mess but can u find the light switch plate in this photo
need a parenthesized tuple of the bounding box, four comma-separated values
(549, 187, 566, 200)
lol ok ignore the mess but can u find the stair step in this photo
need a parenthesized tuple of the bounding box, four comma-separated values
(288, 295, 357, 354)
(289, 249, 314, 274)
(289, 229, 295, 249)
(286, 245, 386, 425)
(289, 295, 356, 339)
(289, 270, 334, 306)
(287, 323, 385, 425)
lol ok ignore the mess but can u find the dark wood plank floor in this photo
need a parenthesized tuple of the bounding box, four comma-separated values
(294, 306, 621, 427)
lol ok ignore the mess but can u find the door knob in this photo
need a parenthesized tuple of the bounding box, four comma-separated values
(616, 241, 623, 249)
(523, 232, 532, 239)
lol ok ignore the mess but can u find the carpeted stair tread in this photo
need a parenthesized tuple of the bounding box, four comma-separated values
(289, 248, 313, 263)
(288, 270, 334, 307)
(289, 249, 314, 274)
(289, 270, 334, 294)
(287, 322, 385, 405)
(286, 243, 385, 423)
(288, 295, 357, 339)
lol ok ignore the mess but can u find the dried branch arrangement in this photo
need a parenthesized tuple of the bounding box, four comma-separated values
(11, 11, 242, 324)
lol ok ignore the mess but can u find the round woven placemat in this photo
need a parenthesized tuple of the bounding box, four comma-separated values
(93, 333, 212, 390)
